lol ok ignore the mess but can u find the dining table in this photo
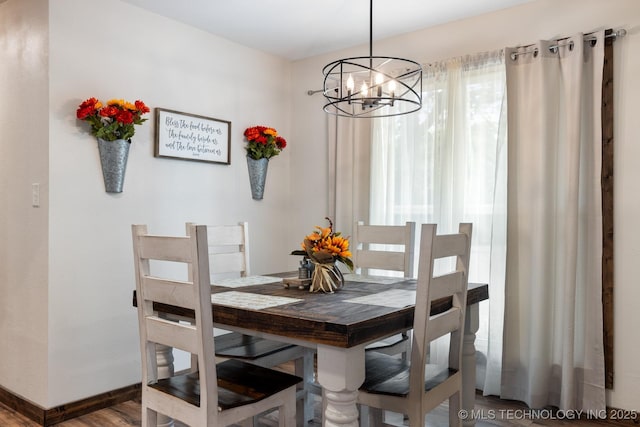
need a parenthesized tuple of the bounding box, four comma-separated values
(133, 272, 488, 427)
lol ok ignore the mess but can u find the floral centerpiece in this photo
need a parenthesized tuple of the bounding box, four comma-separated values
(296, 218, 353, 293)
(243, 125, 287, 160)
(76, 97, 150, 142)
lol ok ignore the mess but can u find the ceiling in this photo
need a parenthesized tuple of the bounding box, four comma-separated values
(120, 0, 534, 60)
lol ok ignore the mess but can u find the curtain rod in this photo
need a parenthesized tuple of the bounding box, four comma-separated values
(510, 29, 626, 60)
(308, 29, 627, 94)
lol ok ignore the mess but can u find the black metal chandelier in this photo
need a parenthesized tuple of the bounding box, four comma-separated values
(322, 0, 422, 118)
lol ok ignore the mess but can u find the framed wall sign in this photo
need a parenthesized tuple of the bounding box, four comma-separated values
(155, 108, 231, 164)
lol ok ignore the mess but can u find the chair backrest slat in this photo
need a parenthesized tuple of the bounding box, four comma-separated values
(429, 271, 466, 302)
(205, 224, 246, 245)
(432, 233, 468, 259)
(136, 234, 194, 263)
(141, 277, 196, 310)
(426, 308, 463, 342)
(208, 252, 247, 274)
(145, 316, 199, 354)
(353, 250, 406, 272)
(356, 224, 412, 244)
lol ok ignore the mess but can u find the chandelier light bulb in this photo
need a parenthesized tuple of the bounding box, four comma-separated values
(346, 74, 355, 91)
(360, 81, 368, 97)
(375, 73, 384, 97)
(388, 79, 396, 95)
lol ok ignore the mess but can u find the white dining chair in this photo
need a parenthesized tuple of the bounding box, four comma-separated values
(132, 224, 301, 426)
(353, 220, 417, 357)
(357, 223, 472, 427)
(186, 222, 315, 425)
(352, 220, 416, 278)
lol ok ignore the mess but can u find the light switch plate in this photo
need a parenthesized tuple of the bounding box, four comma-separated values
(32, 183, 40, 207)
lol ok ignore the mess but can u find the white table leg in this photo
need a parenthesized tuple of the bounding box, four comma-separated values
(462, 303, 479, 427)
(317, 344, 365, 427)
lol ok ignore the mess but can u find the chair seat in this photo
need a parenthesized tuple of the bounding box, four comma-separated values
(360, 351, 458, 397)
(150, 358, 302, 410)
(364, 331, 410, 355)
(215, 332, 296, 359)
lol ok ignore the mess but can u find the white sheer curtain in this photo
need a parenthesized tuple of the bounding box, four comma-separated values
(502, 32, 606, 411)
(368, 51, 507, 396)
(328, 115, 372, 236)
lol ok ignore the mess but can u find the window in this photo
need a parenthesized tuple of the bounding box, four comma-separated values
(369, 52, 506, 394)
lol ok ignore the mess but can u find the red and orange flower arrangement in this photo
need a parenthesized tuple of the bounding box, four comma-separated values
(243, 125, 287, 160)
(77, 97, 150, 142)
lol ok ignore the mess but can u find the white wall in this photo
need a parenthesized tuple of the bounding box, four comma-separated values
(0, 0, 49, 406)
(291, 0, 640, 411)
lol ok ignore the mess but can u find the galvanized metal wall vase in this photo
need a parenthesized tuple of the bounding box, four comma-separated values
(243, 125, 287, 200)
(76, 97, 150, 193)
(98, 138, 130, 193)
(246, 156, 269, 200)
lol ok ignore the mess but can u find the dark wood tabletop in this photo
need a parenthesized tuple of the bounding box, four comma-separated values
(134, 274, 488, 349)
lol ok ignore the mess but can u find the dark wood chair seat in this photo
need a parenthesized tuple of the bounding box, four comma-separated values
(215, 332, 296, 360)
(361, 351, 457, 397)
(150, 359, 301, 410)
(364, 332, 410, 355)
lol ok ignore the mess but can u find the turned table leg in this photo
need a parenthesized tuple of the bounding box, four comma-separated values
(317, 344, 365, 427)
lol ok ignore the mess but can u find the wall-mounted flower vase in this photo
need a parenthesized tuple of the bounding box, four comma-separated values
(98, 138, 130, 193)
(76, 97, 149, 194)
(243, 125, 287, 200)
(247, 156, 269, 200)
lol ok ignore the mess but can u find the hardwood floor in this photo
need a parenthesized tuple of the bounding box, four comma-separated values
(1, 393, 637, 426)
(0, 399, 141, 426)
